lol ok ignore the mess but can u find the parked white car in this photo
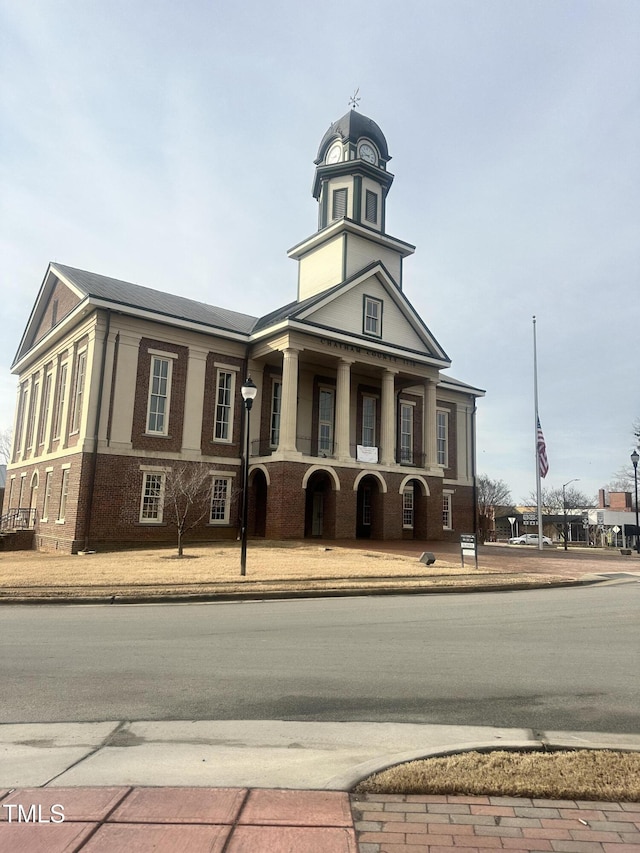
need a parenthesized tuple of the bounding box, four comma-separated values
(508, 533, 553, 546)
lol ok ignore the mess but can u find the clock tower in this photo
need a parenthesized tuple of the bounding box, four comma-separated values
(288, 109, 415, 302)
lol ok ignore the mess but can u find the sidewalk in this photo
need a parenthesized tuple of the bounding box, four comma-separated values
(1, 722, 639, 851)
(2, 785, 639, 852)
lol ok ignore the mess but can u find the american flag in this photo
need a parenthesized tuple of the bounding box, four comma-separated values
(537, 416, 549, 478)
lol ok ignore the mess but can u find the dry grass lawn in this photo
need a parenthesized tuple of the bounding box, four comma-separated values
(354, 749, 640, 801)
(0, 541, 569, 599)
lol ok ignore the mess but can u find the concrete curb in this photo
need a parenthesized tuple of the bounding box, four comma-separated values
(328, 733, 640, 791)
(0, 576, 602, 606)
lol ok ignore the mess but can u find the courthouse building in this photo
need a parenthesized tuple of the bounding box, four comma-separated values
(3, 109, 484, 553)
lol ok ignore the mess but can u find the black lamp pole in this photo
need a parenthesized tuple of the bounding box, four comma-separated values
(632, 450, 640, 554)
(240, 378, 257, 575)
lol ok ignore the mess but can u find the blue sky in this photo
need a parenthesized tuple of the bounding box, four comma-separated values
(1, 0, 638, 502)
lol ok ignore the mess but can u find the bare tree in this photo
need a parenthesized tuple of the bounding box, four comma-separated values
(522, 485, 594, 513)
(476, 474, 512, 543)
(163, 462, 213, 557)
(0, 428, 12, 464)
(604, 419, 640, 495)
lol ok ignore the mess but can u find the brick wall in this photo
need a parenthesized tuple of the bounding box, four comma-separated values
(131, 338, 188, 452)
(201, 352, 246, 458)
(33, 278, 81, 346)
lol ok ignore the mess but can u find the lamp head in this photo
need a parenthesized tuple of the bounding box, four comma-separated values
(631, 449, 639, 469)
(241, 377, 257, 409)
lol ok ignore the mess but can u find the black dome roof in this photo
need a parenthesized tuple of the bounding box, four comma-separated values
(315, 110, 390, 164)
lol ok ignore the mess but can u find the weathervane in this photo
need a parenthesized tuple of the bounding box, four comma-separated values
(348, 88, 361, 110)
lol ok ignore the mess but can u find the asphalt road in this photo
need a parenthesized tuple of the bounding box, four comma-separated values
(1, 581, 638, 732)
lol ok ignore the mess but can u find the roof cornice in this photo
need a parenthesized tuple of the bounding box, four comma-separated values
(287, 218, 415, 261)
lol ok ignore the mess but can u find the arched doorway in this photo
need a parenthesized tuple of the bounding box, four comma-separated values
(399, 475, 430, 540)
(356, 474, 381, 539)
(304, 470, 336, 538)
(249, 468, 268, 537)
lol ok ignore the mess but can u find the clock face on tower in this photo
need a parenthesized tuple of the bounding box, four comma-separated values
(358, 142, 377, 165)
(326, 144, 342, 164)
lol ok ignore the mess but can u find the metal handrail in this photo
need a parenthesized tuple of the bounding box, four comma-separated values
(0, 507, 36, 531)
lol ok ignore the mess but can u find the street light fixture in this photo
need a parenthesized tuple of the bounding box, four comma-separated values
(562, 478, 580, 552)
(631, 450, 640, 554)
(240, 377, 257, 575)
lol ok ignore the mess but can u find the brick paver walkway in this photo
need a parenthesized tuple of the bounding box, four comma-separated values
(351, 793, 640, 853)
(1, 787, 638, 851)
(0, 787, 358, 852)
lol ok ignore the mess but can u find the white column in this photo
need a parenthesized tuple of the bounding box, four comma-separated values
(279, 347, 300, 452)
(335, 358, 353, 460)
(380, 368, 398, 466)
(181, 348, 208, 456)
(424, 378, 438, 467)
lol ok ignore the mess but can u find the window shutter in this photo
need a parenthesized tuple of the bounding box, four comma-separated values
(332, 188, 347, 220)
(365, 190, 378, 223)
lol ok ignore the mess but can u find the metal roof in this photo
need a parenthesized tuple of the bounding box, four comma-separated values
(52, 263, 259, 335)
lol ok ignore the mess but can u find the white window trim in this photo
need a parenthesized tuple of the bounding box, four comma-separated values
(146, 355, 173, 436)
(209, 475, 234, 525)
(148, 349, 179, 360)
(318, 385, 335, 455)
(363, 296, 382, 338)
(402, 487, 414, 529)
(38, 370, 53, 447)
(361, 394, 377, 448)
(26, 376, 39, 450)
(42, 470, 53, 522)
(400, 402, 414, 464)
(213, 368, 236, 444)
(139, 470, 166, 524)
(442, 490, 453, 530)
(57, 467, 70, 523)
(52, 361, 68, 441)
(270, 379, 282, 448)
(437, 409, 449, 468)
(70, 349, 87, 435)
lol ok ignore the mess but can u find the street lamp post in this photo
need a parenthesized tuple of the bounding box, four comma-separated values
(562, 478, 580, 552)
(240, 377, 257, 575)
(632, 450, 640, 554)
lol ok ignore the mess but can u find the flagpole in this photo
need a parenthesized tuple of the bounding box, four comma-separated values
(533, 316, 544, 551)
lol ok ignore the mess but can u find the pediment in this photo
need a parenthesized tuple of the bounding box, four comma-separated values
(13, 264, 86, 366)
(291, 264, 450, 365)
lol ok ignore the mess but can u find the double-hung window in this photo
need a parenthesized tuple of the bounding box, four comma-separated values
(14, 384, 29, 457)
(214, 369, 235, 442)
(403, 487, 414, 529)
(318, 388, 335, 455)
(38, 370, 53, 447)
(210, 477, 231, 524)
(442, 492, 452, 530)
(58, 468, 70, 522)
(270, 380, 282, 448)
(362, 396, 376, 447)
(140, 471, 165, 523)
(26, 377, 39, 450)
(400, 403, 414, 464)
(53, 363, 68, 440)
(437, 410, 448, 466)
(71, 351, 87, 433)
(363, 296, 382, 338)
(42, 471, 53, 521)
(147, 355, 172, 435)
